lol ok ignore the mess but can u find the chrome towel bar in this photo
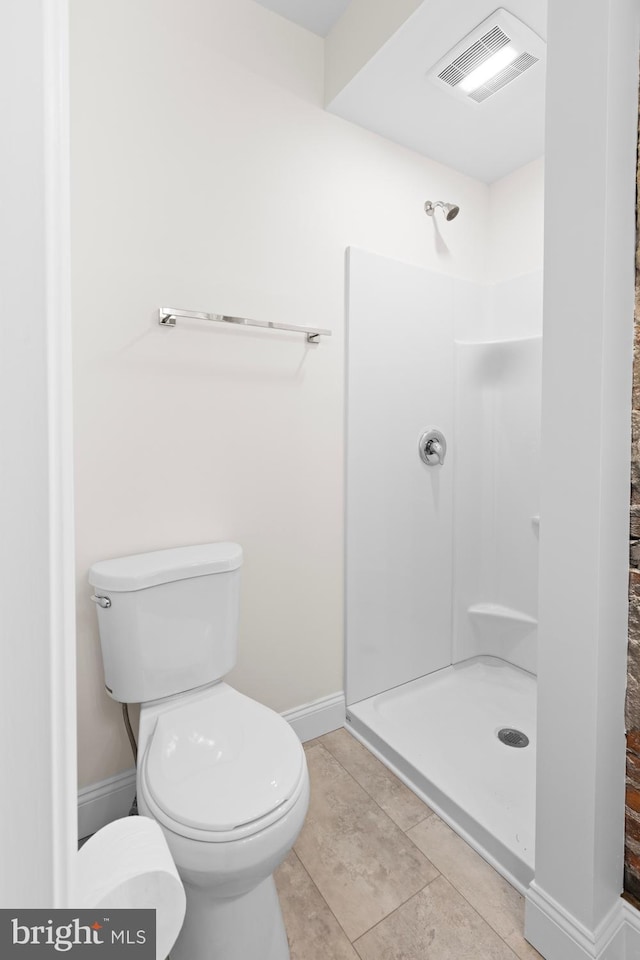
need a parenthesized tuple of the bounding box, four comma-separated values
(159, 307, 331, 343)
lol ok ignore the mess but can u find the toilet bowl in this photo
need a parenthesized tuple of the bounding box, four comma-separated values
(89, 543, 309, 960)
(137, 682, 309, 960)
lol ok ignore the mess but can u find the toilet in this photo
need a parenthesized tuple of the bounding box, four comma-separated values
(88, 542, 309, 960)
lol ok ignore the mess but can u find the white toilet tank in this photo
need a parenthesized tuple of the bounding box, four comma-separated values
(89, 543, 243, 704)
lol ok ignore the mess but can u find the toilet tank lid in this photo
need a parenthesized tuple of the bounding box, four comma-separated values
(88, 542, 243, 592)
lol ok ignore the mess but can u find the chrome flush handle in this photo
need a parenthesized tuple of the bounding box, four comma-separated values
(90, 594, 112, 609)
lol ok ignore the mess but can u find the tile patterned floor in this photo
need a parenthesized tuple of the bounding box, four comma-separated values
(275, 729, 544, 960)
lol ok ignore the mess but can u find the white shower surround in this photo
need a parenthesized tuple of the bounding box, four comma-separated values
(345, 246, 542, 883)
(454, 308, 542, 673)
(345, 249, 456, 704)
(346, 248, 543, 693)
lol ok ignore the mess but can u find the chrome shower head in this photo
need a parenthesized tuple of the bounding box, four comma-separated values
(425, 201, 460, 221)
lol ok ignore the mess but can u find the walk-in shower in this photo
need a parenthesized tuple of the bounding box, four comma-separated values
(345, 246, 542, 891)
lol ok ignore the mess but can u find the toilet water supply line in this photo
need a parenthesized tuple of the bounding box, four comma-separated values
(123, 704, 139, 816)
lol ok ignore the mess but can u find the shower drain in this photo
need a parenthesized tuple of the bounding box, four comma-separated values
(497, 728, 529, 748)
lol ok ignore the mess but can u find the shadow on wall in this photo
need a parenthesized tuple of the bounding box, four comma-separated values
(430, 216, 453, 260)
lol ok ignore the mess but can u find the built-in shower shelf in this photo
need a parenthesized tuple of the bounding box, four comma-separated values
(468, 603, 538, 626)
(454, 334, 543, 347)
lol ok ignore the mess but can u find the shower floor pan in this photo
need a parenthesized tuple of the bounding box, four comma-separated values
(346, 655, 536, 892)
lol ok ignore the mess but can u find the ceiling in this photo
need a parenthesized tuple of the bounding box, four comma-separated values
(254, 0, 350, 37)
(255, 0, 547, 183)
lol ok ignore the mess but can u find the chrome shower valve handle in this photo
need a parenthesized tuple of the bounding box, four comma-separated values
(426, 438, 443, 462)
(419, 428, 447, 466)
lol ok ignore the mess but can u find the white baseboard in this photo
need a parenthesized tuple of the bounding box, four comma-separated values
(78, 691, 345, 839)
(525, 882, 631, 960)
(78, 767, 136, 840)
(281, 691, 346, 743)
(622, 900, 640, 958)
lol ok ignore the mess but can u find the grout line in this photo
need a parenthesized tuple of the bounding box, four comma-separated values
(351, 874, 442, 946)
(288, 845, 367, 948)
(430, 873, 522, 959)
(352, 935, 369, 960)
(314, 733, 437, 841)
(308, 740, 410, 835)
(402, 811, 435, 835)
(352, 874, 520, 959)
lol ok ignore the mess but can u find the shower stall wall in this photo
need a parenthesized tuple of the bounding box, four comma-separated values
(345, 248, 457, 706)
(345, 247, 542, 890)
(454, 309, 542, 674)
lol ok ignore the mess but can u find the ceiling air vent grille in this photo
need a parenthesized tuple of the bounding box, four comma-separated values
(468, 51, 539, 103)
(438, 26, 510, 88)
(427, 9, 546, 106)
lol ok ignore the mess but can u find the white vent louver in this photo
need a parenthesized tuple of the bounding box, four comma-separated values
(428, 9, 545, 105)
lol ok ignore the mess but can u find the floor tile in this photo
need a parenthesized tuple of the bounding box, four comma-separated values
(319, 728, 434, 832)
(504, 932, 545, 959)
(407, 815, 526, 944)
(294, 744, 439, 941)
(274, 851, 359, 960)
(354, 875, 517, 960)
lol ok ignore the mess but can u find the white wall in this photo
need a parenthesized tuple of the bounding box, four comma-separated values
(70, 0, 489, 788)
(526, 0, 638, 954)
(324, 0, 422, 103)
(488, 157, 545, 284)
(1, 0, 77, 904)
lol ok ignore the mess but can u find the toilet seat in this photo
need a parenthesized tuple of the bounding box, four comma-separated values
(141, 684, 306, 842)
